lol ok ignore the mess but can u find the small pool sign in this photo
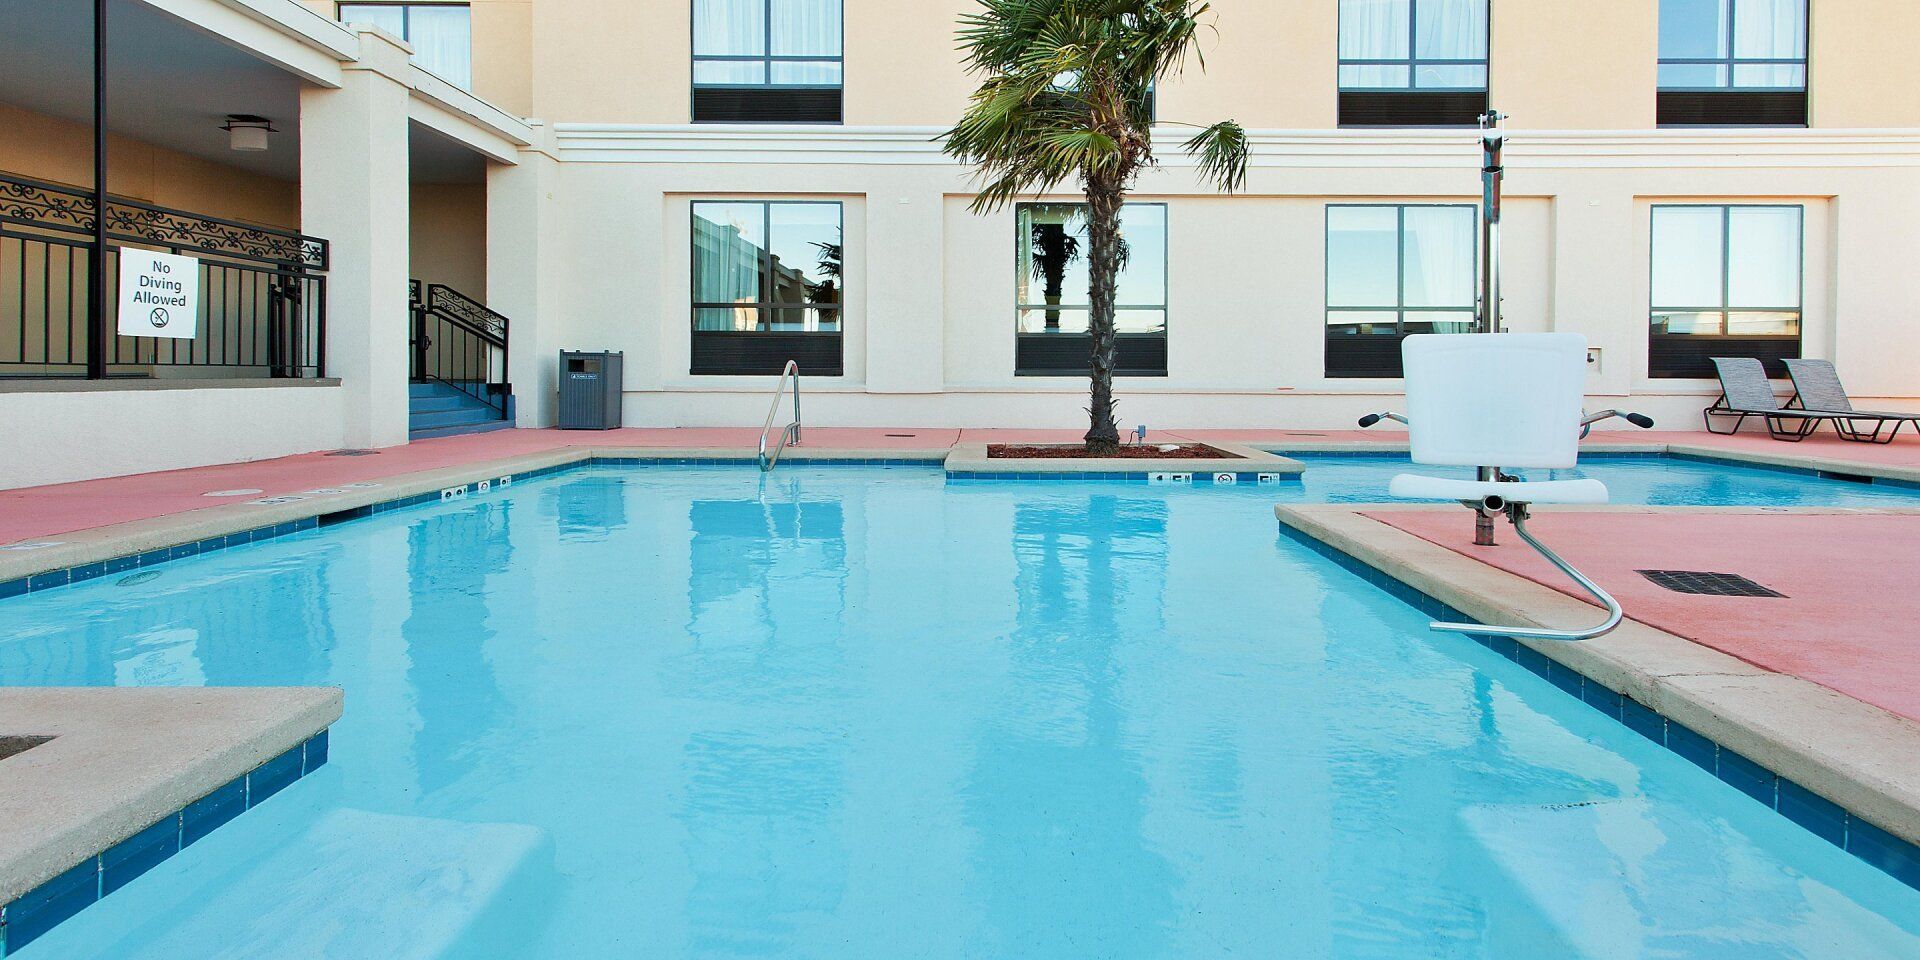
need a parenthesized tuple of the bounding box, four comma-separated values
(117, 250, 200, 339)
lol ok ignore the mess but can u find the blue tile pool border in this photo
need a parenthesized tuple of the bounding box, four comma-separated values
(1274, 520, 1920, 895)
(0, 730, 330, 956)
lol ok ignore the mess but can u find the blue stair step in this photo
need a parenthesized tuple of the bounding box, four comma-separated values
(410, 419, 516, 441)
(410, 407, 497, 431)
(409, 394, 480, 415)
(408, 381, 512, 441)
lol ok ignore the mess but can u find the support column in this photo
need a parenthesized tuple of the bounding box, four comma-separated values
(301, 28, 413, 448)
(486, 121, 564, 427)
(863, 177, 946, 395)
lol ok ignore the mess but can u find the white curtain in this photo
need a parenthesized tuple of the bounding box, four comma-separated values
(337, 4, 404, 36)
(694, 0, 764, 56)
(771, 0, 840, 56)
(1734, 0, 1805, 59)
(1400, 207, 1475, 309)
(1339, 0, 1409, 59)
(1414, 0, 1487, 60)
(407, 6, 472, 89)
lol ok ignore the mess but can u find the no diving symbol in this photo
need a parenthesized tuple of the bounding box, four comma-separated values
(149, 307, 170, 329)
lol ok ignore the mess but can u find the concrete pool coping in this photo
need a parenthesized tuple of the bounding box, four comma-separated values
(1261, 439, 1920, 485)
(1272, 502, 1920, 850)
(944, 441, 1305, 476)
(0, 687, 342, 905)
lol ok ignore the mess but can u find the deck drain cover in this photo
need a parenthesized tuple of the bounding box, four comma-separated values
(325, 449, 380, 457)
(203, 488, 263, 498)
(885, 434, 917, 438)
(117, 571, 161, 587)
(1637, 570, 1785, 598)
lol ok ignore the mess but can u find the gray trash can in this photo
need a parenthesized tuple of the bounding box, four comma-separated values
(558, 351, 623, 429)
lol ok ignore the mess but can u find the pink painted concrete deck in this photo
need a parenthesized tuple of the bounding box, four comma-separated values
(1371, 509, 1920, 725)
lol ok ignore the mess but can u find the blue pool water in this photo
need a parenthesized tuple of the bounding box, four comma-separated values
(3, 463, 1920, 958)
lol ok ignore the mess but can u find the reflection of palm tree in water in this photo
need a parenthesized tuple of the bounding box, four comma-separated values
(1030, 222, 1080, 330)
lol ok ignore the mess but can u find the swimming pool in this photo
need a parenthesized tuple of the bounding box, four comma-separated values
(3, 464, 1919, 958)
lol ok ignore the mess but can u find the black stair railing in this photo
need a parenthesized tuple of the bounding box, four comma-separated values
(410, 279, 511, 419)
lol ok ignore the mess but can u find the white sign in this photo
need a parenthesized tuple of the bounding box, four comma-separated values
(117, 250, 199, 339)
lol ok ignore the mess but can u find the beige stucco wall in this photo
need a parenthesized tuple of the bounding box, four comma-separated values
(1159, 0, 1337, 129)
(1811, 0, 1920, 128)
(296, 1, 1920, 130)
(535, 130, 1919, 430)
(410, 182, 489, 297)
(0, 100, 297, 229)
(1492, 0, 1656, 130)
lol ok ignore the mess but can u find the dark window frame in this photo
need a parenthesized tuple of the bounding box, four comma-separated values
(1012, 201, 1170, 378)
(1648, 202, 1804, 379)
(690, 199, 845, 376)
(1336, 0, 1490, 93)
(690, 0, 845, 123)
(1656, 0, 1809, 92)
(335, 2, 473, 85)
(1324, 202, 1479, 379)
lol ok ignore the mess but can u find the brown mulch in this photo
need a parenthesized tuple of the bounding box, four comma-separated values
(986, 443, 1241, 460)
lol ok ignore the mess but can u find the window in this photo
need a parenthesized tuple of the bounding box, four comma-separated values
(692, 0, 843, 123)
(1014, 203, 1168, 377)
(1337, 0, 1488, 126)
(1657, 0, 1807, 125)
(337, 4, 472, 88)
(691, 201, 843, 376)
(1325, 204, 1477, 378)
(1649, 204, 1802, 378)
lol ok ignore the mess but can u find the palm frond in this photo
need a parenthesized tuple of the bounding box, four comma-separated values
(1183, 120, 1248, 194)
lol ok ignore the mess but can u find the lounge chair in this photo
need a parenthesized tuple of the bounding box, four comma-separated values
(1385, 332, 1624, 642)
(1781, 358, 1920, 444)
(1703, 357, 1832, 441)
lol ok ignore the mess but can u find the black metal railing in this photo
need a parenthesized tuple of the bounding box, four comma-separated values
(0, 171, 327, 379)
(411, 279, 510, 419)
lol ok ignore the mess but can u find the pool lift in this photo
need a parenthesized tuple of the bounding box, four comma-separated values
(1358, 110, 1653, 545)
(1355, 112, 1636, 642)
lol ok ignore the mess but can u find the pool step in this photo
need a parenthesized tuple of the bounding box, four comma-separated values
(27, 809, 555, 960)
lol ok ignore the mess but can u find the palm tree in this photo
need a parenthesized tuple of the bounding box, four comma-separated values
(945, 0, 1248, 453)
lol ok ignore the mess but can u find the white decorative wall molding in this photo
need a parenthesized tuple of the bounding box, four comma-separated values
(553, 122, 1920, 169)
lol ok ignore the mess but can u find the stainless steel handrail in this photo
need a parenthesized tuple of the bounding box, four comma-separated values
(758, 360, 802, 472)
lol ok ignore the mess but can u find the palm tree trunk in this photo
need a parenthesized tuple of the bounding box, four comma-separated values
(1083, 178, 1123, 454)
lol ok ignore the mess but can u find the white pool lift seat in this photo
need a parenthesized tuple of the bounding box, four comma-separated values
(1388, 333, 1624, 642)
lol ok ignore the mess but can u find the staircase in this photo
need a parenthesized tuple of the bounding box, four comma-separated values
(410, 381, 515, 439)
(409, 280, 513, 440)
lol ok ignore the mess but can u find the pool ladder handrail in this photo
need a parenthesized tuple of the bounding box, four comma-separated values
(758, 360, 802, 472)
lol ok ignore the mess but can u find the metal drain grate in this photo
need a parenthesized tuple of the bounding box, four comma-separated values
(324, 449, 380, 457)
(1637, 570, 1786, 598)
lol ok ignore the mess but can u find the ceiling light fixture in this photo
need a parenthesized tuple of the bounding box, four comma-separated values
(222, 114, 276, 152)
